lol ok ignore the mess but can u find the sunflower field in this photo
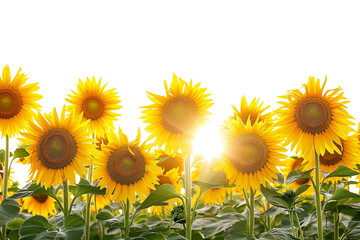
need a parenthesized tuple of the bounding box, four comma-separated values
(2, 65, 360, 240)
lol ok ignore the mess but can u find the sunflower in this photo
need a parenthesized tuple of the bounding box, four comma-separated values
(21, 194, 56, 217)
(231, 96, 274, 126)
(0, 65, 42, 137)
(282, 156, 314, 197)
(221, 116, 287, 192)
(192, 158, 230, 205)
(154, 149, 184, 176)
(141, 74, 213, 155)
(19, 107, 95, 188)
(93, 127, 162, 203)
(276, 76, 354, 159)
(150, 168, 182, 215)
(83, 194, 111, 213)
(66, 77, 121, 138)
(96, 134, 109, 151)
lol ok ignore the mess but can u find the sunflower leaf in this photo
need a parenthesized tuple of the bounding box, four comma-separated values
(76, 179, 106, 196)
(330, 188, 360, 201)
(0, 149, 4, 163)
(18, 215, 56, 240)
(294, 184, 311, 197)
(12, 147, 30, 160)
(260, 185, 290, 209)
(136, 184, 183, 212)
(0, 199, 21, 227)
(322, 165, 359, 182)
(285, 168, 314, 185)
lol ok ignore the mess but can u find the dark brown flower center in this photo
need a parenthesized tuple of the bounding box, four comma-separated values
(82, 96, 104, 120)
(161, 96, 197, 134)
(320, 143, 343, 166)
(32, 194, 48, 203)
(107, 146, 146, 185)
(228, 133, 268, 173)
(296, 98, 331, 134)
(0, 88, 22, 119)
(38, 129, 77, 169)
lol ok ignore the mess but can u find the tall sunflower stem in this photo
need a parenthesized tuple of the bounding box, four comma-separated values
(314, 149, 323, 240)
(249, 187, 255, 236)
(334, 182, 339, 240)
(63, 180, 69, 217)
(184, 155, 192, 240)
(289, 211, 296, 237)
(124, 199, 131, 239)
(294, 211, 304, 239)
(1, 135, 10, 240)
(85, 165, 93, 240)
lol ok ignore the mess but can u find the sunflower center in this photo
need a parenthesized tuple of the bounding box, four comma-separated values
(38, 129, 77, 169)
(296, 98, 331, 134)
(157, 175, 172, 187)
(239, 114, 256, 125)
(0, 88, 22, 119)
(32, 194, 48, 203)
(107, 146, 146, 185)
(157, 155, 181, 173)
(320, 143, 343, 166)
(229, 133, 268, 173)
(82, 96, 104, 120)
(290, 157, 311, 185)
(161, 96, 197, 134)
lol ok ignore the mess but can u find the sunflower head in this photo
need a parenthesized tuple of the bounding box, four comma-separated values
(93, 127, 162, 203)
(222, 116, 287, 193)
(150, 168, 182, 215)
(141, 74, 213, 155)
(276, 76, 354, 159)
(66, 77, 121, 138)
(21, 194, 56, 217)
(154, 149, 184, 176)
(282, 156, 314, 196)
(231, 96, 273, 127)
(19, 107, 95, 188)
(0, 66, 42, 137)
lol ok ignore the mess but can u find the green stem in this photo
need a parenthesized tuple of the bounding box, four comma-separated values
(294, 211, 304, 239)
(334, 182, 339, 240)
(124, 199, 131, 239)
(249, 187, 255, 236)
(63, 180, 69, 217)
(94, 196, 103, 240)
(289, 211, 296, 237)
(85, 165, 93, 240)
(1, 135, 9, 240)
(314, 149, 323, 240)
(184, 155, 192, 240)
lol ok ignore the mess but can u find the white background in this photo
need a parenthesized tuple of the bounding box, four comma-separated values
(1, 1, 360, 186)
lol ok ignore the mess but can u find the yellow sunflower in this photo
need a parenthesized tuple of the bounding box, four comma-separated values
(19, 107, 95, 188)
(192, 158, 230, 205)
(231, 96, 274, 126)
(83, 194, 111, 213)
(93, 127, 162, 203)
(141, 74, 213, 155)
(150, 168, 182, 216)
(66, 77, 121, 138)
(21, 194, 56, 217)
(276, 76, 354, 159)
(221, 116, 287, 192)
(154, 149, 184, 176)
(282, 156, 314, 197)
(0, 65, 42, 137)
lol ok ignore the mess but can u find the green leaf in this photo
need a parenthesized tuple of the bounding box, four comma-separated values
(193, 170, 233, 194)
(137, 184, 182, 211)
(76, 178, 106, 196)
(260, 185, 289, 209)
(285, 168, 314, 185)
(62, 213, 85, 239)
(12, 148, 30, 160)
(166, 233, 187, 240)
(0, 199, 21, 227)
(294, 184, 311, 197)
(330, 188, 360, 201)
(9, 183, 58, 202)
(0, 149, 4, 163)
(259, 228, 301, 239)
(19, 215, 55, 240)
(322, 165, 359, 181)
(7, 218, 24, 230)
(202, 216, 242, 238)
